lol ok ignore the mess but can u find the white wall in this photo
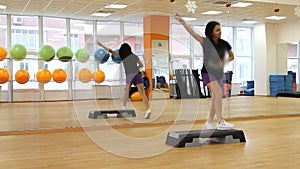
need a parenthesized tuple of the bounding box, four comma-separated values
(254, 21, 297, 95)
(254, 24, 268, 95)
(277, 20, 300, 43)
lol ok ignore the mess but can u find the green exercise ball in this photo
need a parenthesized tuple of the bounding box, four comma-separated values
(56, 46, 73, 62)
(10, 44, 27, 61)
(38, 45, 55, 62)
(75, 48, 90, 63)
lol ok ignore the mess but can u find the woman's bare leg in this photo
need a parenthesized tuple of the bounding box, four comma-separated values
(207, 81, 223, 122)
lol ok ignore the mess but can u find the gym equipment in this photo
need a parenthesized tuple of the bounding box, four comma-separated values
(38, 45, 55, 61)
(0, 46, 7, 61)
(130, 91, 142, 101)
(276, 92, 300, 97)
(93, 69, 105, 83)
(245, 80, 254, 96)
(10, 44, 27, 61)
(78, 68, 92, 83)
(52, 68, 67, 83)
(94, 48, 110, 63)
(15, 69, 30, 84)
(36, 68, 52, 84)
(88, 109, 136, 119)
(56, 46, 73, 62)
(0, 68, 9, 84)
(75, 48, 90, 63)
(166, 129, 246, 148)
(174, 69, 205, 99)
(269, 75, 293, 97)
(111, 49, 121, 63)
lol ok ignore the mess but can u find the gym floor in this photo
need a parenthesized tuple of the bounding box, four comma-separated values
(0, 96, 299, 168)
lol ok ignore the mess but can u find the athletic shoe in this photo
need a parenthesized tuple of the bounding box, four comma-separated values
(205, 121, 215, 129)
(144, 109, 151, 119)
(122, 106, 127, 110)
(217, 119, 234, 130)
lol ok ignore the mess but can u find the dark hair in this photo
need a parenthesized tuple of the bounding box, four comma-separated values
(118, 43, 133, 60)
(205, 21, 220, 42)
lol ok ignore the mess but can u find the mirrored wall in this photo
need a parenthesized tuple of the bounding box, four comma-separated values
(0, 0, 300, 131)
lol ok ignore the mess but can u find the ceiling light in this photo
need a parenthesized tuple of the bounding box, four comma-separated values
(241, 20, 258, 24)
(201, 11, 222, 15)
(265, 16, 287, 21)
(91, 12, 111, 17)
(0, 5, 6, 9)
(231, 2, 253, 7)
(182, 17, 197, 21)
(105, 4, 127, 9)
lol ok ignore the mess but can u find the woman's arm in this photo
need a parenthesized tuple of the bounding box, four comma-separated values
(96, 40, 120, 57)
(174, 13, 204, 45)
(137, 59, 144, 69)
(223, 50, 234, 65)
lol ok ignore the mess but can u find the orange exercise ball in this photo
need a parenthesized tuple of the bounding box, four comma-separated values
(52, 68, 67, 83)
(130, 91, 142, 101)
(36, 68, 52, 84)
(15, 69, 30, 84)
(93, 69, 105, 83)
(78, 68, 92, 83)
(0, 68, 9, 84)
(0, 46, 7, 61)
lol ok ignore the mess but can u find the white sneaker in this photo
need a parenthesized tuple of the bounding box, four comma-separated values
(122, 106, 127, 110)
(205, 121, 215, 129)
(144, 109, 151, 119)
(217, 119, 234, 130)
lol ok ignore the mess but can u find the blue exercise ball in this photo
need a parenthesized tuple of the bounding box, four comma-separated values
(111, 49, 121, 64)
(94, 48, 110, 64)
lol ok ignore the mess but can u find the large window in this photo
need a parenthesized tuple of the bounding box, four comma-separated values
(43, 17, 68, 90)
(171, 24, 253, 83)
(233, 27, 253, 83)
(287, 42, 299, 83)
(0, 15, 8, 93)
(70, 19, 94, 90)
(97, 21, 121, 82)
(10, 16, 39, 90)
(170, 24, 191, 70)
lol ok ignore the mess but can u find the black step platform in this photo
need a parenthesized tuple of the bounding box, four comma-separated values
(276, 92, 300, 98)
(88, 109, 136, 119)
(166, 129, 246, 148)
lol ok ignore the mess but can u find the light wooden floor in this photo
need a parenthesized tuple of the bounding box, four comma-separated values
(0, 96, 300, 168)
(0, 117, 300, 168)
(0, 96, 299, 131)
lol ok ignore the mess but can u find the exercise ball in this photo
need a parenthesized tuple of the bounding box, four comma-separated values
(0, 46, 7, 61)
(10, 44, 27, 61)
(130, 91, 142, 101)
(15, 69, 30, 84)
(111, 49, 121, 64)
(93, 69, 105, 83)
(36, 68, 52, 84)
(56, 46, 73, 62)
(38, 45, 55, 62)
(94, 48, 110, 63)
(52, 68, 67, 83)
(78, 68, 92, 83)
(75, 48, 90, 63)
(0, 68, 9, 84)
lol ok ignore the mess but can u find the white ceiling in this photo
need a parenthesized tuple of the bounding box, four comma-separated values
(0, 0, 300, 26)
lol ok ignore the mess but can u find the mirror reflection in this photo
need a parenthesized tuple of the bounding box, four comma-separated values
(0, 1, 299, 131)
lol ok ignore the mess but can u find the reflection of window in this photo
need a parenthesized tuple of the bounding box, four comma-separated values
(236, 27, 252, 56)
(63, 34, 79, 52)
(11, 29, 39, 49)
(20, 62, 29, 70)
(287, 42, 299, 83)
